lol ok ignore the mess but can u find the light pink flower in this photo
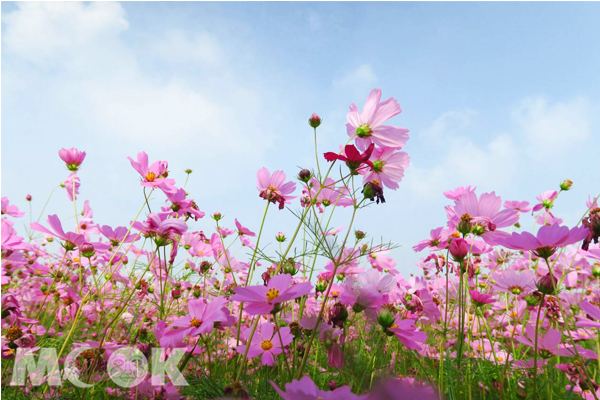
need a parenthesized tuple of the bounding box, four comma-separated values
(346, 89, 409, 150)
(127, 152, 177, 194)
(58, 148, 86, 171)
(361, 147, 410, 190)
(236, 322, 293, 366)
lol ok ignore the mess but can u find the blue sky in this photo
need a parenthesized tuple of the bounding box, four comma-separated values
(2, 2, 599, 276)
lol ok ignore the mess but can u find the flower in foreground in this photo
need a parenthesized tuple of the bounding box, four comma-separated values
(361, 146, 410, 190)
(324, 143, 374, 175)
(271, 375, 367, 400)
(31, 214, 85, 250)
(498, 224, 589, 259)
(231, 274, 312, 315)
(388, 317, 428, 350)
(236, 322, 293, 366)
(256, 168, 297, 210)
(346, 88, 409, 150)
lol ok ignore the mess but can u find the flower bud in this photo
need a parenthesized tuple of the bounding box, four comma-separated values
(457, 213, 473, 235)
(200, 260, 211, 274)
(536, 273, 558, 295)
(355, 230, 366, 240)
(212, 212, 222, 221)
(450, 238, 469, 262)
(315, 279, 328, 293)
(26, 194, 32, 201)
(377, 307, 396, 329)
(592, 263, 600, 278)
(328, 302, 348, 328)
(308, 113, 322, 128)
(298, 169, 312, 183)
(171, 288, 182, 299)
(185, 169, 193, 174)
(282, 258, 298, 276)
(560, 179, 573, 191)
(80, 242, 95, 258)
(275, 232, 286, 243)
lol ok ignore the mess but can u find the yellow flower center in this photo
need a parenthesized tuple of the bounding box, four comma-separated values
(190, 318, 202, 328)
(266, 288, 280, 302)
(145, 172, 156, 182)
(260, 340, 274, 351)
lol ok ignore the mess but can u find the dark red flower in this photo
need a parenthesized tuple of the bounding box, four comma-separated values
(324, 143, 374, 173)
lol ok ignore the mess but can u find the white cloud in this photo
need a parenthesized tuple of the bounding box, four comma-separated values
(512, 96, 591, 156)
(333, 64, 378, 96)
(2, 2, 275, 167)
(422, 109, 476, 140)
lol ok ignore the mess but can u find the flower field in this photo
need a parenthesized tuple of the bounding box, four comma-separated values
(2, 88, 600, 400)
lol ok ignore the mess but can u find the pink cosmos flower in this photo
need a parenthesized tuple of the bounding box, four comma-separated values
(576, 301, 600, 329)
(1, 198, 24, 218)
(346, 88, 409, 150)
(516, 325, 562, 356)
(160, 297, 231, 347)
(388, 317, 428, 350)
(492, 269, 536, 295)
(31, 215, 85, 250)
(340, 270, 395, 317)
(532, 190, 558, 212)
(127, 152, 177, 194)
(63, 173, 80, 202)
(367, 378, 438, 400)
(443, 186, 476, 201)
(361, 147, 410, 190)
(235, 219, 256, 247)
(503, 200, 532, 213)
(58, 148, 86, 171)
(162, 188, 205, 220)
(236, 322, 293, 366)
(498, 224, 589, 258)
(413, 227, 449, 252)
(272, 375, 366, 400)
(256, 168, 297, 210)
(447, 191, 519, 245)
(469, 290, 495, 307)
(368, 247, 398, 275)
(231, 274, 312, 315)
(100, 225, 138, 246)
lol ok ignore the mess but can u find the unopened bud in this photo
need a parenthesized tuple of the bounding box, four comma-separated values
(26, 194, 32, 201)
(298, 169, 312, 183)
(275, 232, 286, 243)
(308, 113, 322, 128)
(355, 230, 366, 240)
(80, 242, 95, 258)
(377, 307, 396, 329)
(536, 273, 558, 295)
(560, 179, 573, 191)
(212, 212, 222, 221)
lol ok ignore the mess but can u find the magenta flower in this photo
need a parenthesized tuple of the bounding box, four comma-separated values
(1, 198, 24, 218)
(160, 297, 231, 347)
(388, 317, 428, 350)
(58, 148, 86, 171)
(256, 168, 297, 210)
(236, 322, 293, 366)
(271, 375, 366, 400)
(449, 238, 470, 261)
(367, 378, 438, 400)
(498, 224, 589, 258)
(324, 143, 375, 174)
(231, 274, 312, 315)
(361, 147, 410, 190)
(346, 88, 409, 150)
(469, 290, 495, 307)
(31, 215, 85, 250)
(448, 191, 519, 244)
(127, 152, 177, 194)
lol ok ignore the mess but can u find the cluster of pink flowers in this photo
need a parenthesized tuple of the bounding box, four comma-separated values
(2, 88, 599, 400)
